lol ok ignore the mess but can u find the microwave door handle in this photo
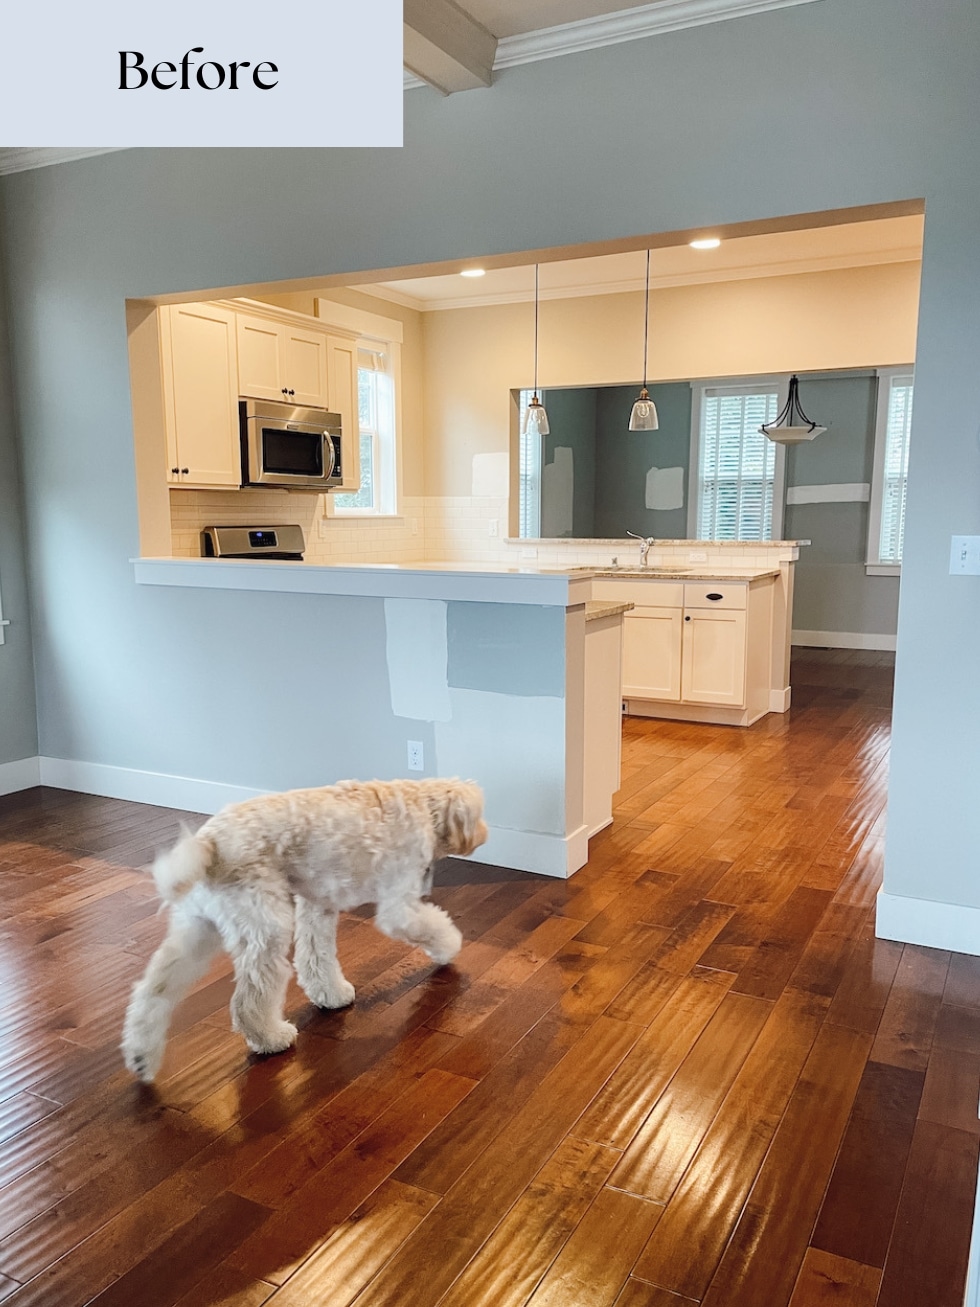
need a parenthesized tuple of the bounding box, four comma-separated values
(323, 431, 336, 479)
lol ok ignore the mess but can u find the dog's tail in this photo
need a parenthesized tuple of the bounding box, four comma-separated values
(152, 825, 215, 904)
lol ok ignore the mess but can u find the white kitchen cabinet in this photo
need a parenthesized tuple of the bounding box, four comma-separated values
(161, 303, 241, 488)
(236, 313, 329, 408)
(592, 574, 776, 726)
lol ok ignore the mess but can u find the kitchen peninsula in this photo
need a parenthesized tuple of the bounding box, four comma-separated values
(133, 543, 799, 878)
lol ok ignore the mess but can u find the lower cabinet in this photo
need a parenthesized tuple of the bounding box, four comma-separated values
(595, 576, 776, 726)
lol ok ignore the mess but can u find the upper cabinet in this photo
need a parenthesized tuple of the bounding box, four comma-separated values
(161, 303, 241, 488)
(236, 313, 329, 408)
(159, 298, 360, 491)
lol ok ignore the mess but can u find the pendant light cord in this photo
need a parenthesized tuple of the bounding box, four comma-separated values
(642, 249, 650, 389)
(534, 264, 540, 395)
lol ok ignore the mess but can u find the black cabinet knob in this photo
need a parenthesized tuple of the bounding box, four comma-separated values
(171, 467, 179, 474)
(685, 615, 691, 621)
(287, 388, 295, 396)
(181, 468, 189, 475)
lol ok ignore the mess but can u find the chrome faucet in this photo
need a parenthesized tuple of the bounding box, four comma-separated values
(626, 530, 657, 566)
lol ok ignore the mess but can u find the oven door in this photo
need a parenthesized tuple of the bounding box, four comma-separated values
(244, 416, 335, 489)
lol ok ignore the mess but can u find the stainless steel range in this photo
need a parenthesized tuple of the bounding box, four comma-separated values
(201, 524, 305, 560)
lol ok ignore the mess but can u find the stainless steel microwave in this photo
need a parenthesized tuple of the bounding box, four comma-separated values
(240, 398, 343, 490)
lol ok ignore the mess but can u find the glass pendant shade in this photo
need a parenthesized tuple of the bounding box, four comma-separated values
(629, 388, 659, 431)
(523, 393, 550, 436)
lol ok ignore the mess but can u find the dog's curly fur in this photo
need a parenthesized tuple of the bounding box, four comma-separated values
(121, 777, 487, 1082)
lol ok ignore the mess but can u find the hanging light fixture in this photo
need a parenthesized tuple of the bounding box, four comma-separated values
(522, 264, 550, 437)
(629, 249, 659, 431)
(759, 374, 827, 444)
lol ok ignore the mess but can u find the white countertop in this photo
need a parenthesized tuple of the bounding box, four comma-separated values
(132, 556, 595, 607)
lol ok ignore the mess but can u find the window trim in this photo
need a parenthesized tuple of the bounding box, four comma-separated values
(332, 349, 398, 517)
(688, 375, 788, 542)
(866, 364, 914, 575)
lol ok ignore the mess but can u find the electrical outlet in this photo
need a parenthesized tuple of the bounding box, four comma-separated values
(411, 518, 419, 536)
(688, 550, 708, 562)
(950, 535, 980, 575)
(318, 519, 330, 539)
(521, 548, 538, 560)
(488, 519, 499, 537)
(407, 740, 424, 771)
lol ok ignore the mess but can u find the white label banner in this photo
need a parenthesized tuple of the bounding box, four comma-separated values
(2, 0, 402, 147)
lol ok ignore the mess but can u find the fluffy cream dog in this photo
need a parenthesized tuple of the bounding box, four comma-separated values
(122, 777, 487, 1082)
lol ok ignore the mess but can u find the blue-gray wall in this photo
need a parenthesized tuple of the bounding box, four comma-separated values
(1, 0, 978, 912)
(0, 240, 38, 766)
(785, 372, 900, 638)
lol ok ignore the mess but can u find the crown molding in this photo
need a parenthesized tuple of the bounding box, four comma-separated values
(367, 245, 921, 312)
(0, 148, 125, 176)
(405, 0, 824, 88)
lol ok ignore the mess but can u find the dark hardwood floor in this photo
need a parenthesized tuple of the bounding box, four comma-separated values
(0, 648, 976, 1306)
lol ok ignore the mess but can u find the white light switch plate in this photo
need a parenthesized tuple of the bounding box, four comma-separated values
(950, 535, 980, 575)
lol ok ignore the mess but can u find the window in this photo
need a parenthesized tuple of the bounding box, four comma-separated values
(333, 346, 396, 515)
(690, 381, 784, 541)
(867, 367, 913, 572)
(517, 389, 542, 538)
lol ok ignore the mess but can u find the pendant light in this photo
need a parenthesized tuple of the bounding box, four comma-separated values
(759, 374, 827, 444)
(522, 264, 550, 437)
(629, 249, 659, 432)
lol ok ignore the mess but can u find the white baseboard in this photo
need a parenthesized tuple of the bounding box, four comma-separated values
(25, 755, 583, 881)
(470, 821, 590, 879)
(876, 889, 980, 956)
(769, 687, 792, 712)
(792, 629, 897, 652)
(0, 756, 41, 795)
(37, 757, 267, 816)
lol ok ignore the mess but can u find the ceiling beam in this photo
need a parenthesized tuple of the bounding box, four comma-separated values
(403, 0, 497, 95)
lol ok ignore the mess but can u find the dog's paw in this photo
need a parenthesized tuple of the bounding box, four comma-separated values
(425, 920, 463, 967)
(309, 977, 355, 1010)
(122, 1039, 163, 1083)
(245, 1020, 298, 1056)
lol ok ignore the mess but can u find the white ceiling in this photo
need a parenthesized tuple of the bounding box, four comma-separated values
(362, 215, 924, 311)
(451, 0, 653, 39)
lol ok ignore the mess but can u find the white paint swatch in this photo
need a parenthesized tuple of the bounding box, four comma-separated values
(645, 466, 685, 511)
(472, 451, 510, 498)
(384, 598, 452, 722)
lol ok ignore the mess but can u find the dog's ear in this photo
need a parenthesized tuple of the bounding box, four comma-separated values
(444, 781, 487, 856)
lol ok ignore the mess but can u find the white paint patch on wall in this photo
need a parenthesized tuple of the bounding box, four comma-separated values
(384, 598, 452, 721)
(786, 482, 871, 504)
(471, 451, 510, 498)
(435, 687, 566, 835)
(645, 466, 685, 511)
(541, 446, 574, 538)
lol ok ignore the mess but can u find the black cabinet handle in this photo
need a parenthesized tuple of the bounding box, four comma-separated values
(706, 593, 724, 601)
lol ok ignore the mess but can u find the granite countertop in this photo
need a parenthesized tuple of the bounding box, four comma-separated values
(585, 600, 634, 622)
(579, 566, 782, 582)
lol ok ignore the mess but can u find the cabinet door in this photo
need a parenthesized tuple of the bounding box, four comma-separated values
(681, 608, 747, 706)
(164, 304, 241, 487)
(622, 607, 683, 701)
(237, 315, 286, 401)
(326, 334, 361, 491)
(283, 326, 329, 407)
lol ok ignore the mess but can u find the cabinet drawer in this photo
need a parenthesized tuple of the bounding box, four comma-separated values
(591, 579, 684, 607)
(683, 581, 747, 610)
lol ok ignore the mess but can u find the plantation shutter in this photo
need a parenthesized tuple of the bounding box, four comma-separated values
(878, 374, 913, 563)
(697, 387, 779, 540)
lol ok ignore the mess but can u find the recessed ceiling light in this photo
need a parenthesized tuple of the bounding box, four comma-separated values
(460, 268, 486, 277)
(689, 238, 721, 250)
